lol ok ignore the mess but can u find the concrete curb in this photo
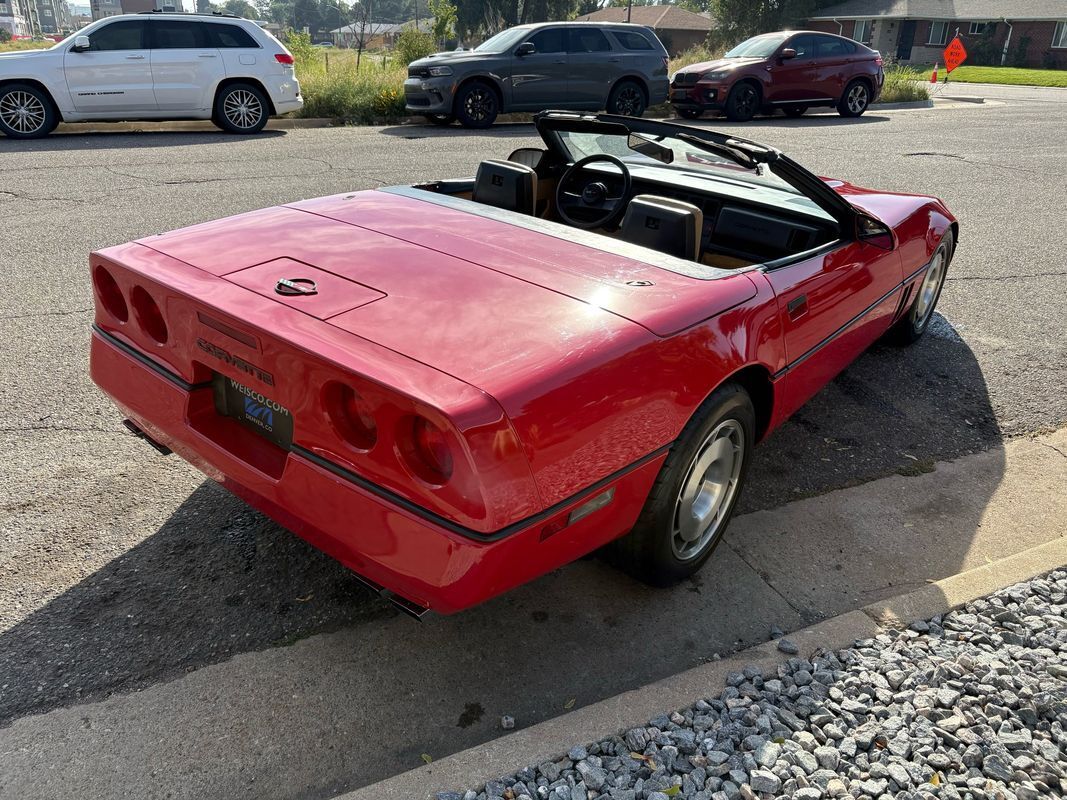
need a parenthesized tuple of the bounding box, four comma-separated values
(54, 117, 337, 134)
(339, 536, 1066, 800)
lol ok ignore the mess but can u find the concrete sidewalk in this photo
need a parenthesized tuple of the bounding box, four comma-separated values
(0, 429, 1064, 800)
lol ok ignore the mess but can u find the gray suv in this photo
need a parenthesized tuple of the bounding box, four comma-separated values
(404, 22, 669, 128)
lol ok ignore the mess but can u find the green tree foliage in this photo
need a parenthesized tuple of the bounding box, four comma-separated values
(196, 0, 216, 12)
(0, 28, 11, 43)
(709, 0, 835, 46)
(222, 0, 258, 17)
(427, 0, 457, 44)
(395, 27, 435, 63)
(292, 0, 323, 31)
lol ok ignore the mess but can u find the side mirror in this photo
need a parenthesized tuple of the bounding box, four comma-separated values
(779, 48, 797, 60)
(515, 41, 535, 57)
(71, 35, 90, 51)
(857, 215, 894, 250)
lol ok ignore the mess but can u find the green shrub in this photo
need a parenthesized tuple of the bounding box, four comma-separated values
(876, 65, 930, 104)
(295, 52, 408, 123)
(285, 29, 317, 66)
(669, 42, 726, 74)
(394, 29, 435, 67)
(372, 85, 406, 117)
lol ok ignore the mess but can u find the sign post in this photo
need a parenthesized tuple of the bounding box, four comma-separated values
(943, 36, 967, 81)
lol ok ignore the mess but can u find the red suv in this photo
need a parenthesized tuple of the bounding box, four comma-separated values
(670, 30, 884, 121)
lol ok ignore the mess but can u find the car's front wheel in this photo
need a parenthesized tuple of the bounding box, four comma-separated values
(838, 79, 870, 117)
(454, 80, 498, 128)
(886, 230, 954, 345)
(0, 83, 58, 139)
(213, 83, 270, 134)
(609, 382, 754, 586)
(607, 80, 647, 117)
(724, 82, 760, 122)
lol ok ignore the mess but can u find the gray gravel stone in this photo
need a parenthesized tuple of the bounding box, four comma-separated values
(777, 639, 799, 655)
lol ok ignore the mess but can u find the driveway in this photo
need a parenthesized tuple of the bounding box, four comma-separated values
(0, 97, 1065, 797)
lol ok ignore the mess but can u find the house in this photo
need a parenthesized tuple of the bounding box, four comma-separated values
(330, 19, 431, 49)
(574, 5, 713, 56)
(806, 0, 1067, 69)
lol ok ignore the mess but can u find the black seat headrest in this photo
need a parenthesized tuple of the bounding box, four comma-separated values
(619, 195, 703, 261)
(472, 159, 538, 215)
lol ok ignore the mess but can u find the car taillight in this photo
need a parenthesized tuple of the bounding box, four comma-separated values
(401, 415, 453, 485)
(93, 265, 128, 323)
(275, 53, 294, 65)
(131, 286, 168, 345)
(324, 382, 377, 450)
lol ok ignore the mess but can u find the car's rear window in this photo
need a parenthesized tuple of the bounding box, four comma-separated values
(613, 30, 654, 50)
(208, 23, 259, 48)
(569, 28, 612, 53)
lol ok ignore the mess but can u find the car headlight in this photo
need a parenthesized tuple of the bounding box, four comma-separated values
(702, 70, 730, 81)
(669, 71, 677, 82)
(427, 66, 453, 77)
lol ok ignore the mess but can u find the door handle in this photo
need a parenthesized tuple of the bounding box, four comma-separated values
(125, 54, 145, 59)
(787, 295, 808, 320)
(199, 53, 218, 58)
(553, 59, 565, 64)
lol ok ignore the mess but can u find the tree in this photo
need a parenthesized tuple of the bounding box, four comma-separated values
(293, 0, 323, 31)
(709, 0, 836, 46)
(222, 0, 258, 17)
(427, 0, 456, 45)
(196, 0, 216, 13)
(0, 28, 11, 43)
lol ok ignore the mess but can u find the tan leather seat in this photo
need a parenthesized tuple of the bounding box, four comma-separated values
(618, 195, 703, 261)
(472, 159, 539, 215)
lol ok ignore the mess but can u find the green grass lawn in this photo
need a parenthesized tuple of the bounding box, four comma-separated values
(914, 64, 1067, 88)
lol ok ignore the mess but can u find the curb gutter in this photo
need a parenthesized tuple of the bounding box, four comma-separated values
(339, 536, 1067, 800)
(54, 117, 337, 134)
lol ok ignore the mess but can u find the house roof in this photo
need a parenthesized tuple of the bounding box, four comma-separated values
(574, 5, 714, 32)
(810, 0, 1067, 21)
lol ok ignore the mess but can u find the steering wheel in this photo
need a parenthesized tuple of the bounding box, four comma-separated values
(555, 154, 633, 230)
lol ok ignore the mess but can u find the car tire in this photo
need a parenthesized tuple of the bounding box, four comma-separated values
(213, 83, 270, 134)
(607, 80, 647, 117)
(783, 105, 807, 117)
(838, 79, 871, 117)
(676, 107, 703, 120)
(608, 382, 755, 587)
(724, 82, 760, 122)
(425, 113, 455, 126)
(0, 83, 58, 139)
(454, 80, 499, 129)
(886, 230, 954, 346)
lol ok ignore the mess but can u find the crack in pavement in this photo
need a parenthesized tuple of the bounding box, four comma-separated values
(903, 151, 1040, 174)
(947, 271, 1067, 282)
(1037, 440, 1067, 460)
(1, 308, 92, 321)
(724, 538, 812, 622)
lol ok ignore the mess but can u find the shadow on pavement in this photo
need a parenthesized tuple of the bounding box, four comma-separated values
(0, 129, 287, 152)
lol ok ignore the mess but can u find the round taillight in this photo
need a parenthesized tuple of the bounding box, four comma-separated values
(324, 383, 377, 450)
(93, 266, 128, 323)
(130, 286, 168, 344)
(401, 415, 453, 485)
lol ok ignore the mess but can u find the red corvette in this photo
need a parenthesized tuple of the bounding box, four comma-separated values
(89, 112, 956, 616)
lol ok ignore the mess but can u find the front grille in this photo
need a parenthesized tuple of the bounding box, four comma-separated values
(672, 72, 700, 87)
(408, 66, 430, 78)
(406, 96, 431, 106)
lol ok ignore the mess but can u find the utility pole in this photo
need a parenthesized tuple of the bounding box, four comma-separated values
(626, 0, 631, 23)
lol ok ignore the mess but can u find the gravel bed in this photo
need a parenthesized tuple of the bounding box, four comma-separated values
(441, 570, 1066, 800)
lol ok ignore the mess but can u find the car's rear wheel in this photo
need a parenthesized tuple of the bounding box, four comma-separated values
(838, 79, 870, 117)
(886, 231, 954, 345)
(607, 80, 646, 117)
(724, 82, 760, 122)
(783, 105, 807, 117)
(608, 382, 754, 586)
(454, 80, 498, 128)
(0, 83, 57, 139)
(425, 113, 455, 126)
(676, 107, 703, 120)
(213, 83, 270, 134)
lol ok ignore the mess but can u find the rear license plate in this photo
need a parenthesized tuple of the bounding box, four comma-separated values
(213, 374, 293, 450)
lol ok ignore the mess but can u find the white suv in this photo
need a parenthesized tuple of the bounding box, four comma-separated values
(0, 11, 302, 139)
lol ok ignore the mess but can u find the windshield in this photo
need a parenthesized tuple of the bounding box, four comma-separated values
(475, 27, 530, 53)
(724, 33, 788, 58)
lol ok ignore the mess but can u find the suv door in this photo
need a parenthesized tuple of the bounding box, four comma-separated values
(765, 33, 820, 104)
(813, 35, 854, 101)
(147, 19, 224, 112)
(205, 22, 264, 81)
(510, 28, 569, 110)
(566, 27, 615, 110)
(63, 19, 156, 114)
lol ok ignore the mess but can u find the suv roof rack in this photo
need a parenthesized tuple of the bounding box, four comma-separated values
(136, 9, 241, 17)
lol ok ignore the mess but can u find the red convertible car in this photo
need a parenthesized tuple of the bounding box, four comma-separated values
(89, 112, 956, 616)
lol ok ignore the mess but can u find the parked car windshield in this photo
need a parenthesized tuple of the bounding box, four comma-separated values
(474, 27, 530, 53)
(724, 33, 788, 58)
(555, 128, 831, 218)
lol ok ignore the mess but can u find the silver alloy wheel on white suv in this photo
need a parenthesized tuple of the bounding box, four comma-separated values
(0, 85, 56, 139)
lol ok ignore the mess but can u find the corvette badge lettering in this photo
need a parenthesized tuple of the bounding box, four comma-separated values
(196, 339, 274, 386)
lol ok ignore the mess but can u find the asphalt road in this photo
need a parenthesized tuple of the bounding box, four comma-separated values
(1, 85, 1065, 796)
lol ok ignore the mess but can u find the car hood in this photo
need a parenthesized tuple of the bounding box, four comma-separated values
(136, 189, 758, 395)
(410, 51, 487, 68)
(0, 49, 52, 59)
(675, 57, 759, 76)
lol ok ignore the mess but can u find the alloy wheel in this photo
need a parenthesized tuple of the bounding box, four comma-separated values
(847, 84, 869, 114)
(223, 89, 263, 130)
(914, 247, 946, 328)
(464, 88, 495, 122)
(0, 90, 46, 135)
(615, 87, 642, 116)
(735, 86, 758, 116)
(671, 419, 745, 561)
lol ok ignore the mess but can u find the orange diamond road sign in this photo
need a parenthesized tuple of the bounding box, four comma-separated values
(944, 36, 968, 72)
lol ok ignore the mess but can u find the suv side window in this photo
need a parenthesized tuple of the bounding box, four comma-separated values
(612, 30, 653, 50)
(86, 20, 146, 51)
(569, 28, 612, 53)
(208, 23, 259, 48)
(787, 34, 815, 60)
(814, 35, 853, 59)
(527, 28, 565, 54)
(150, 20, 209, 49)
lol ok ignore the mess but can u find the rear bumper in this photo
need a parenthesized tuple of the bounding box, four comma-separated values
(90, 328, 666, 614)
